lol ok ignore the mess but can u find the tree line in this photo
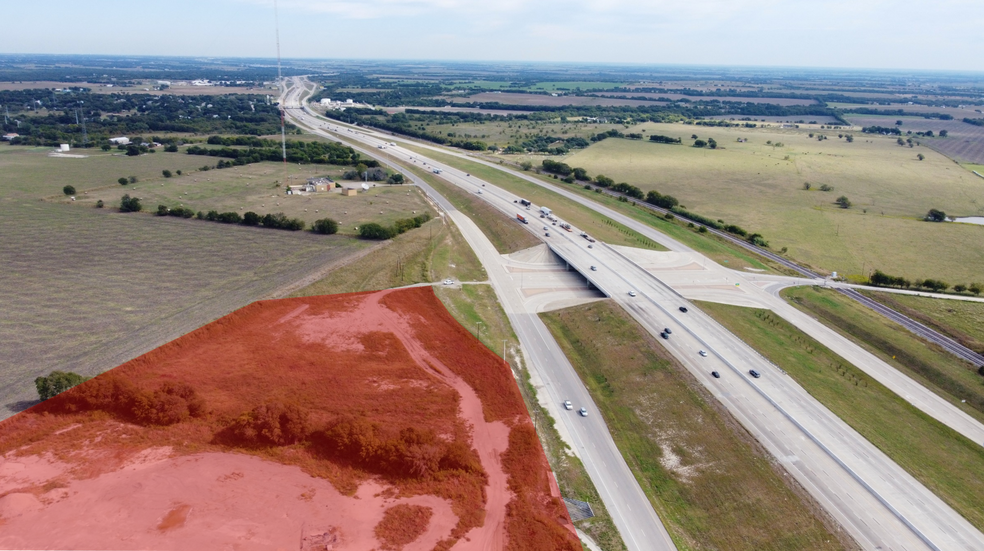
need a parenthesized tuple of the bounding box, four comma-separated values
(868, 269, 982, 295)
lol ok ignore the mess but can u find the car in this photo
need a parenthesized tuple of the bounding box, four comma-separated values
(590, 266, 597, 271)
(545, 232, 550, 237)
(628, 290, 637, 297)
(660, 332, 669, 339)
(679, 306, 689, 313)
(579, 407, 588, 417)
(664, 328, 672, 335)
(476, 190, 482, 194)
(564, 400, 573, 410)
(543, 226, 549, 231)
(699, 350, 708, 357)
(443, 279, 454, 285)
(711, 371, 720, 378)
(587, 244, 593, 248)
(749, 370, 761, 378)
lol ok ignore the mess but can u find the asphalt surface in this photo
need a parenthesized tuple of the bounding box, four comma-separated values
(282, 78, 984, 550)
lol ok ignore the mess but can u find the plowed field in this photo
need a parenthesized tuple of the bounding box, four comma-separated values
(0, 287, 578, 551)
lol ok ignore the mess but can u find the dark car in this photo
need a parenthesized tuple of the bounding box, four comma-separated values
(749, 370, 761, 378)
(660, 332, 669, 340)
(711, 371, 720, 378)
(664, 328, 672, 334)
(679, 306, 689, 313)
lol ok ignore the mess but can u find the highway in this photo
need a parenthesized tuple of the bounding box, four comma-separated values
(279, 78, 678, 551)
(281, 78, 984, 550)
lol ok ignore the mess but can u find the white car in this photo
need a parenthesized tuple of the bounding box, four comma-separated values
(590, 266, 597, 271)
(628, 290, 637, 297)
(699, 350, 708, 357)
(564, 400, 573, 410)
(579, 407, 588, 417)
(443, 279, 454, 286)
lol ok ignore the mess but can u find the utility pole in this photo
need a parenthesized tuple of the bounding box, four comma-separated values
(274, 0, 288, 191)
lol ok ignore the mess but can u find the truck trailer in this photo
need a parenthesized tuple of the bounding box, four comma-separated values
(516, 213, 529, 224)
(539, 206, 552, 217)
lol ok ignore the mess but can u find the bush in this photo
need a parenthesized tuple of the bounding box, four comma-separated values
(835, 195, 852, 209)
(162, 170, 172, 178)
(313, 218, 339, 234)
(541, 159, 573, 176)
(46, 375, 206, 426)
(227, 402, 309, 446)
(63, 185, 76, 196)
(95, 200, 104, 208)
(360, 223, 395, 240)
(164, 144, 178, 153)
(119, 194, 142, 213)
(157, 204, 169, 216)
(216, 211, 242, 224)
(693, 139, 708, 148)
(925, 209, 947, 222)
(128, 176, 138, 184)
(35, 371, 89, 401)
(261, 212, 305, 231)
(387, 173, 405, 185)
(118, 177, 128, 185)
(242, 211, 261, 226)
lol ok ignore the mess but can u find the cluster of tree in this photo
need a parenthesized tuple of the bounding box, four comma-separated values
(610, 182, 644, 199)
(518, 135, 589, 154)
(185, 139, 361, 166)
(223, 402, 309, 446)
(925, 209, 947, 222)
(693, 137, 718, 148)
(645, 190, 679, 209)
(119, 194, 142, 212)
(590, 129, 623, 142)
(39, 374, 207, 426)
(157, 205, 196, 218)
(648, 134, 681, 144)
(541, 159, 573, 176)
(844, 108, 954, 120)
(35, 371, 90, 401)
(2, 90, 290, 146)
(862, 125, 903, 135)
(963, 118, 984, 127)
(835, 196, 852, 208)
(317, 416, 482, 479)
(868, 270, 982, 295)
(359, 213, 432, 240)
(154, 204, 311, 231)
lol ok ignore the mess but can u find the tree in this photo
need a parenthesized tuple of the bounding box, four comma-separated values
(118, 177, 128, 185)
(157, 204, 169, 216)
(63, 185, 76, 196)
(35, 371, 89, 401)
(954, 284, 967, 293)
(387, 173, 405, 185)
(129, 176, 138, 184)
(895, 120, 903, 126)
(845, 135, 854, 143)
(803, 182, 812, 190)
(519, 161, 533, 171)
(313, 218, 339, 235)
(925, 209, 947, 222)
(940, 130, 948, 138)
(693, 139, 707, 148)
(917, 153, 925, 161)
(119, 194, 142, 213)
(707, 138, 718, 149)
(176, 170, 182, 176)
(969, 283, 982, 296)
(162, 170, 172, 178)
(101, 144, 112, 151)
(125, 144, 141, 156)
(242, 211, 261, 226)
(96, 200, 104, 208)
(164, 144, 178, 152)
(359, 223, 393, 240)
(835, 196, 852, 209)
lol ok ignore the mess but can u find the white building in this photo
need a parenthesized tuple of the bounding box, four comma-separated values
(59, 144, 70, 152)
(109, 137, 130, 145)
(320, 98, 332, 106)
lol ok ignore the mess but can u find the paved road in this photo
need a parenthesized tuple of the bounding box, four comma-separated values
(280, 79, 678, 551)
(283, 79, 984, 550)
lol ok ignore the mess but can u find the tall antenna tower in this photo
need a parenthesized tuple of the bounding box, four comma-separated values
(275, 0, 288, 188)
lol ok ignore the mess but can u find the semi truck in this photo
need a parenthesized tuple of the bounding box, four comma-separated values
(519, 198, 532, 207)
(516, 213, 529, 224)
(539, 206, 552, 218)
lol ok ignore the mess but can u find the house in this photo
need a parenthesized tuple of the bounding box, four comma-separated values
(306, 177, 333, 192)
(1, 133, 18, 141)
(109, 137, 130, 145)
(320, 98, 332, 106)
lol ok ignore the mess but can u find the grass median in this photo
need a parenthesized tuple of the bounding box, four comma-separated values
(699, 298, 984, 533)
(541, 300, 848, 551)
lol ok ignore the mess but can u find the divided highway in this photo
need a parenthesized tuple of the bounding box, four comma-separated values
(282, 78, 984, 550)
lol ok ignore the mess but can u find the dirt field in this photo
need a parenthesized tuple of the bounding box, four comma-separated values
(0, 288, 579, 550)
(588, 92, 819, 106)
(450, 92, 666, 108)
(0, 145, 368, 419)
(562, 123, 984, 282)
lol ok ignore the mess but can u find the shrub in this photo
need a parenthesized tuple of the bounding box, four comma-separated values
(118, 177, 129, 185)
(360, 223, 394, 240)
(313, 218, 339, 234)
(95, 200, 104, 208)
(129, 176, 138, 184)
(63, 185, 76, 196)
(387, 173, 405, 185)
(227, 402, 309, 446)
(162, 170, 172, 178)
(242, 211, 261, 226)
(925, 209, 947, 222)
(35, 371, 89, 401)
(164, 144, 178, 152)
(835, 196, 851, 208)
(47, 376, 206, 426)
(693, 139, 707, 148)
(119, 194, 142, 213)
(698, 225, 708, 233)
(157, 204, 169, 216)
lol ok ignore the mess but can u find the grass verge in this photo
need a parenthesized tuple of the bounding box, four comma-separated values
(540, 301, 848, 551)
(783, 287, 984, 422)
(403, 144, 665, 251)
(861, 291, 984, 355)
(435, 285, 626, 551)
(290, 217, 484, 296)
(698, 298, 984, 533)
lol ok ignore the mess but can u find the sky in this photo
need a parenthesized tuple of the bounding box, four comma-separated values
(2, 0, 983, 72)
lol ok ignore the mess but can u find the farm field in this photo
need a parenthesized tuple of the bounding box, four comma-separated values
(830, 102, 984, 119)
(540, 301, 849, 551)
(0, 80, 277, 96)
(698, 299, 984, 533)
(844, 114, 984, 164)
(0, 288, 580, 550)
(561, 122, 984, 282)
(70, 155, 433, 236)
(588, 92, 819, 106)
(449, 92, 665, 108)
(0, 145, 368, 419)
(416, 119, 626, 149)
